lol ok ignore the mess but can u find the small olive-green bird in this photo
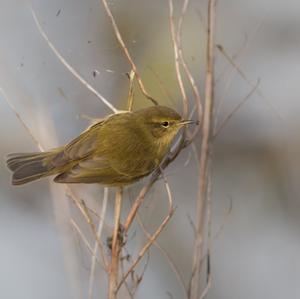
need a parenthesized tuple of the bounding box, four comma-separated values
(6, 106, 196, 186)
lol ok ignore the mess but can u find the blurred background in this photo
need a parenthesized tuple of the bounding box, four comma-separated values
(1, 0, 300, 298)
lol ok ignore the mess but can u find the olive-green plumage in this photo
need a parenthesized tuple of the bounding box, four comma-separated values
(6, 106, 195, 186)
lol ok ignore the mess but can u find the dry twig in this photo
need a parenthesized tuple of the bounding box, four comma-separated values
(100, 0, 158, 106)
(177, 0, 203, 131)
(30, 7, 118, 114)
(108, 188, 124, 299)
(168, 0, 189, 119)
(216, 44, 283, 120)
(0, 88, 83, 298)
(70, 218, 102, 265)
(118, 173, 175, 291)
(189, 1, 216, 298)
(213, 79, 260, 138)
(136, 213, 188, 298)
(88, 188, 109, 299)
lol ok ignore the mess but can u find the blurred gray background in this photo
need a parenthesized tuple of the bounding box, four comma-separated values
(1, 0, 300, 298)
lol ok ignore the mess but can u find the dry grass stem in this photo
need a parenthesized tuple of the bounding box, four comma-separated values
(136, 213, 188, 298)
(148, 66, 176, 104)
(213, 79, 260, 138)
(117, 171, 176, 291)
(177, 0, 203, 130)
(88, 187, 109, 299)
(118, 209, 175, 291)
(215, 16, 265, 86)
(127, 70, 136, 111)
(123, 176, 156, 232)
(168, 0, 189, 119)
(70, 218, 102, 265)
(100, 0, 158, 106)
(30, 7, 118, 114)
(216, 44, 283, 120)
(1, 88, 83, 297)
(189, 1, 216, 298)
(66, 188, 109, 269)
(108, 187, 123, 299)
(0, 88, 44, 151)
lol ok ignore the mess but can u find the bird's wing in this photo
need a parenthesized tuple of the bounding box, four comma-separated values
(53, 155, 128, 184)
(64, 121, 104, 160)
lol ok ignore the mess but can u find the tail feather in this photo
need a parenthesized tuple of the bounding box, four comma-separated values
(6, 151, 59, 185)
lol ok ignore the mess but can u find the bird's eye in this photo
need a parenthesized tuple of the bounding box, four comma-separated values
(161, 121, 169, 128)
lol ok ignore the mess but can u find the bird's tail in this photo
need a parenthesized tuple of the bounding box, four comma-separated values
(6, 151, 60, 185)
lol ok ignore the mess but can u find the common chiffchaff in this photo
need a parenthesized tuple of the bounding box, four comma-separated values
(6, 106, 197, 186)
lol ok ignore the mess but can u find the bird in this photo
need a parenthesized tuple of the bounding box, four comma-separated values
(6, 105, 197, 186)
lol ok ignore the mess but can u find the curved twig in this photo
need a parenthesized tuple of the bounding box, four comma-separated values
(88, 188, 109, 299)
(30, 7, 118, 114)
(100, 0, 158, 106)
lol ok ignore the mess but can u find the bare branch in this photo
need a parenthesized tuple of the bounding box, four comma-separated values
(123, 176, 156, 232)
(216, 44, 283, 120)
(70, 218, 102, 266)
(30, 7, 118, 114)
(66, 188, 109, 269)
(126, 70, 135, 112)
(100, 0, 158, 106)
(215, 16, 266, 86)
(214, 79, 260, 139)
(177, 0, 203, 129)
(88, 188, 109, 299)
(118, 170, 175, 291)
(108, 187, 123, 299)
(1, 88, 84, 297)
(168, 0, 189, 118)
(0, 88, 44, 151)
(148, 66, 176, 105)
(118, 209, 175, 291)
(214, 17, 266, 127)
(136, 213, 188, 298)
(189, 1, 216, 298)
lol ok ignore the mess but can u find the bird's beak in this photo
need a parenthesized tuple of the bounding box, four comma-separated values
(179, 119, 199, 126)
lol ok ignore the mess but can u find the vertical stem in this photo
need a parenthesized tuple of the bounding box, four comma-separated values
(189, 0, 216, 298)
(127, 70, 135, 112)
(108, 187, 123, 299)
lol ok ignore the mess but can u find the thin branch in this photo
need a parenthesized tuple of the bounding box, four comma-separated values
(88, 188, 109, 299)
(123, 176, 156, 232)
(120, 258, 135, 299)
(1, 88, 83, 297)
(199, 272, 212, 299)
(70, 218, 102, 265)
(126, 70, 135, 111)
(213, 79, 260, 138)
(148, 66, 176, 105)
(215, 16, 266, 86)
(66, 188, 109, 270)
(177, 0, 203, 131)
(189, 1, 216, 298)
(30, 7, 118, 114)
(118, 208, 175, 291)
(0, 88, 43, 151)
(136, 213, 188, 298)
(168, 0, 189, 118)
(118, 169, 175, 291)
(202, 165, 213, 298)
(215, 34, 248, 85)
(100, 0, 158, 105)
(214, 196, 233, 239)
(108, 187, 123, 299)
(133, 251, 151, 294)
(216, 44, 283, 120)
